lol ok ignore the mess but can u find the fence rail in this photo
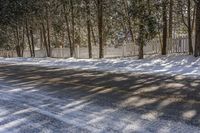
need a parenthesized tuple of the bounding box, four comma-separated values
(0, 36, 194, 58)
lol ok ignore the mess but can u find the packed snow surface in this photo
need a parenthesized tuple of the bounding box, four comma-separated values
(1, 83, 200, 133)
(0, 54, 200, 77)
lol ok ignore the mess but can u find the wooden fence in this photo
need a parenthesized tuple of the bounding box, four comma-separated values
(0, 36, 194, 58)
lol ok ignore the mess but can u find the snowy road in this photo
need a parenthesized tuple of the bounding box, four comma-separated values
(0, 64, 200, 132)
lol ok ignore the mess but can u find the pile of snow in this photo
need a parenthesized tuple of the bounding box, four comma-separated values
(0, 54, 200, 77)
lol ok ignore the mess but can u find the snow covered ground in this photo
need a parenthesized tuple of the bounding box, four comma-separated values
(0, 54, 200, 77)
(1, 55, 200, 132)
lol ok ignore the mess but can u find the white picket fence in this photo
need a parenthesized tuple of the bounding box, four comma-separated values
(0, 36, 194, 58)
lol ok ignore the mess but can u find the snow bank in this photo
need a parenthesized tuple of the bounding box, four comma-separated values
(0, 54, 200, 77)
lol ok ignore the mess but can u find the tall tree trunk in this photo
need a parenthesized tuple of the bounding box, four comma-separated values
(123, 0, 135, 53)
(162, 1, 168, 55)
(46, 6, 51, 57)
(91, 25, 96, 46)
(41, 22, 50, 57)
(188, 0, 193, 55)
(168, 0, 173, 53)
(21, 25, 25, 57)
(54, 31, 58, 48)
(194, 1, 200, 57)
(25, 17, 33, 57)
(30, 26, 35, 57)
(97, 0, 104, 58)
(40, 28, 44, 49)
(137, 0, 145, 60)
(138, 24, 144, 59)
(61, 31, 65, 48)
(86, 0, 92, 58)
(70, 0, 75, 57)
(63, 5, 73, 57)
(15, 26, 21, 57)
(77, 6, 82, 54)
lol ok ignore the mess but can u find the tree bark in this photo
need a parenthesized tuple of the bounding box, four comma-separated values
(123, 0, 135, 49)
(162, 1, 168, 55)
(188, 0, 193, 55)
(15, 26, 22, 57)
(168, 0, 173, 53)
(169, 0, 173, 39)
(30, 25, 35, 57)
(63, 4, 73, 57)
(86, 0, 92, 58)
(41, 22, 50, 57)
(195, 1, 200, 57)
(97, 0, 104, 58)
(46, 6, 51, 57)
(25, 17, 33, 57)
(138, 24, 144, 59)
(91, 26, 97, 46)
(70, 0, 75, 57)
(21, 25, 25, 57)
(40, 28, 44, 49)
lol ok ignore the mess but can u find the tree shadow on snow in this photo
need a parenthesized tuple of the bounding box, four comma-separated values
(0, 64, 200, 132)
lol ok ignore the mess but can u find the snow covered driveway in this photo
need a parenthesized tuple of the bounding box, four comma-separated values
(0, 64, 200, 132)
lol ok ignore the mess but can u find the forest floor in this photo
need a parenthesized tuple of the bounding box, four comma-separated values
(0, 64, 200, 132)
